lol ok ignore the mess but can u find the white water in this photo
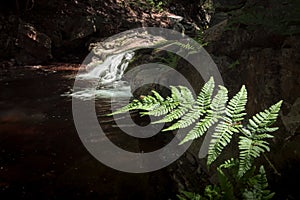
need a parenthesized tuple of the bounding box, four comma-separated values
(78, 51, 134, 85)
(71, 51, 135, 99)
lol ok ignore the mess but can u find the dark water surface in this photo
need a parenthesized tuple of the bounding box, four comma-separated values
(0, 65, 176, 200)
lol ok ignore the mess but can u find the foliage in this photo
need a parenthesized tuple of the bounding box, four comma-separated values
(128, 0, 171, 13)
(153, 40, 205, 69)
(194, 30, 208, 47)
(185, 159, 275, 200)
(109, 76, 282, 200)
(228, 60, 240, 69)
(157, 51, 181, 68)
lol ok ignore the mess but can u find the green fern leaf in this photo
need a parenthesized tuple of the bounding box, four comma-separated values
(159, 77, 214, 131)
(179, 86, 227, 144)
(238, 136, 271, 177)
(178, 86, 195, 103)
(207, 119, 234, 165)
(179, 112, 219, 144)
(107, 99, 143, 116)
(165, 77, 215, 129)
(153, 85, 195, 124)
(247, 100, 283, 134)
(226, 85, 247, 123)
(151, 90, 165, 102)
(219, 158, 238, 169)
(108, 93, 163, 116)
(217, 166, 236, 200)
(207, 85, 248, 165)
(243, 166, 275, 200)
(196, 77, 215, 110)
(152, 105, 189, 124)
(141, 96, 178, 116)
(170, 86, 182, 102)
(210, 85, 228, 115)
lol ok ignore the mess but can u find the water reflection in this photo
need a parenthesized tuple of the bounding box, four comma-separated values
(0, 64, 176, 199)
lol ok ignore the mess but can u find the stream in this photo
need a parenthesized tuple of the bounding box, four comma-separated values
(0, 62, 177, 199)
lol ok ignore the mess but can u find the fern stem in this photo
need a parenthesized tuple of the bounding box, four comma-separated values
(263, 153, 281, 176)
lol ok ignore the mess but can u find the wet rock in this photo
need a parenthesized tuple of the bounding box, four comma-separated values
(89, 32, 167, 60)
(16, 22, 52, 64)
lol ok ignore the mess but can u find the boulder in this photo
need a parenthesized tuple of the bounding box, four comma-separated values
(16, 22, 52, 64)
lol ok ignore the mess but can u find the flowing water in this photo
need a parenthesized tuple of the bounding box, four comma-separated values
(0, 62, 177, 199)
(70, 51, 134, 100)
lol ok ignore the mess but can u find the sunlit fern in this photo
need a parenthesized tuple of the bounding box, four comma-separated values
(109, 77, 282, 176)
(238, 100, 282, 177)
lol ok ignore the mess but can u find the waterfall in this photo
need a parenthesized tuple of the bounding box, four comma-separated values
(78, 51, 134, 86)
(70, 51, 135, 99)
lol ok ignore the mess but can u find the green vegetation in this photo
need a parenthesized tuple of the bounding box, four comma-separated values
(194, 30, 208, 47)
(157, 51, 181, 68)
(109, 77, 282, 199)
(128, 0, 171, 13)
(228, 60, 240, 69)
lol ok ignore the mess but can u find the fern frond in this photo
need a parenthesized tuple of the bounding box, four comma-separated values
(217, 166, 236, 200)
(238, 136, 271, 177)
(179, 112, 219, 144)
(210, 85, 228, 115)
(247, 100, 283, 134)
(179, 86, 228, 144)
(251, 133, 274, 140)
(207, 118, 236, 165)
(135, 95, 162, 111)
(141, 87, 195, 117)
(204, 86, 229, 165)
(164, 77, 215, 129)
(170, 86, 182, 102)
(219, 158, 238, 169)
(196, 77, 215, 110)
(207, 86, 247, 165)
(151, 90, 165, 102)
(178, 86, 195, 103)
(243, 166, 275, 200)
(141, 96, 178, 116)
(108, 93, 163, 116)
(177, 190, 201, 200)
(152, 86, 195, 124)
(152, 105, 189, 124)
(107, 99, 143, 116)
(226, 85, 247, 123)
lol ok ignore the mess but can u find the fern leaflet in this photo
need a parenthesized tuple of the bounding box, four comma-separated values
(247, 100, 283, 134)
(179, 85, 227, 144)
(162, 77, 215, 130)
(238, 136, 270, 177)
(207, 85, 247, 165)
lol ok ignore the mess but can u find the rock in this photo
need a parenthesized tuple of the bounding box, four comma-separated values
(126, 65, 187, 97)
(209, 12, 228, 26)
(213, 0, 246, 12)
(61, 16, 97, 41)
(0, 15, 18, 60)
(16, 22, 52, 64)
(281, 98, 300, 135)
(203, 19, 228, 46)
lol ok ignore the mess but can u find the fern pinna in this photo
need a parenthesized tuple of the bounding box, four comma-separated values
(109, 77, 282, 177)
